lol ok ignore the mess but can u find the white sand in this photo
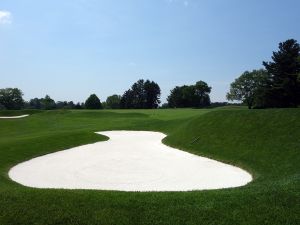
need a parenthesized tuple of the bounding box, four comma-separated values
(0, 114, 29, 119)
(9, 131, 252, 191)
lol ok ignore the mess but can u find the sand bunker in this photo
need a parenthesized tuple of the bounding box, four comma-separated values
(9, 131, 252, 191)
(0, 114, 29, 119)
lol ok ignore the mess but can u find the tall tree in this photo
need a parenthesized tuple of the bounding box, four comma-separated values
(106, 95, 121, 109)
(120, 90, 134, 109)
(0, 88, 24, 110)
(167, 86, 183, 108)
(85, 94, 102, 109)
(227, 69, 269, 109)
(194, 81, 211, 107)
(181, 85, 195, 107)
(120, 79, 161, 109)
(263, 39, 300, 107)
(144, 80, 161, 108)
(131, 79, 146, 108)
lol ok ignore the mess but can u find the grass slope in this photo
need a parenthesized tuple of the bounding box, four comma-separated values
(0, 108, 299, 225)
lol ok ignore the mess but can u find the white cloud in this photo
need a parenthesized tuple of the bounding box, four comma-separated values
(165, 0, 189, 7)
(0, 10, 12, 24)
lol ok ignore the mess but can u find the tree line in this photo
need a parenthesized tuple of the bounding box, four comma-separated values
(1, 39, 299, 110)
(0, 78, 212, 110)
(227, 39, 300, 109)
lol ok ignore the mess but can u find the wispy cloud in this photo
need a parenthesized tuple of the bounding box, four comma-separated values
(0, 10, 12, 24)
(165, 0, 189, 7)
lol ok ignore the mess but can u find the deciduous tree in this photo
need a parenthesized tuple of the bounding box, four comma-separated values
(0, 88, 24, 110)
(227, 69, 269, 109)
(41, 95, 56, 110)
(144, 80, 161, 108)
(106, 95, 121, 109)
(85, 94, 102, 109)
(167, 81, 211, 108)
(120, 79, 161, 109)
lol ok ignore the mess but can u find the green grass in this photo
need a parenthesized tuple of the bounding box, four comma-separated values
(0, 107, 299, 225)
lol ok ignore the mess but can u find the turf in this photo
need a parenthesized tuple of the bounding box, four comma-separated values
(0, 108, 299, 225)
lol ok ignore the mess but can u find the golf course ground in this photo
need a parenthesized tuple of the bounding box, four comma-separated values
(0, 107, 299, 225)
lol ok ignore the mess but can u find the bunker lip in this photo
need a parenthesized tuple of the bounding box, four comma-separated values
(8, 131, 252, 192)
(0, 114, 29, 119)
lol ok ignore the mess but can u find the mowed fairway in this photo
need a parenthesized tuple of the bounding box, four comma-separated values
(0, 108, 299, 225)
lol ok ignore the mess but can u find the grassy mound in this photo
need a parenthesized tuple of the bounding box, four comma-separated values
(165, 109, 300, 182)
(0, 108, 299, 225)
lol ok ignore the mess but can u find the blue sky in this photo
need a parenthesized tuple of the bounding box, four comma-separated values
(1, 0, 300, 103)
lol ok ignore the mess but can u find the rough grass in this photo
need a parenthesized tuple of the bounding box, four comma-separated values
(0, 107, 299, 225)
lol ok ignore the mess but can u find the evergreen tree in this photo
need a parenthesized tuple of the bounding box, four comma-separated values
(263, 39, 300, 107)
